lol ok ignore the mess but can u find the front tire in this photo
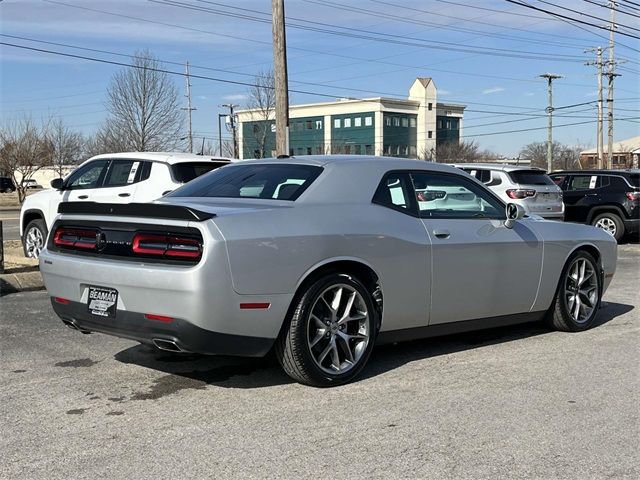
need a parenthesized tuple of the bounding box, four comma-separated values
(23, 219, 47, 258)
(591, 212, 624, 241)
(276, 273, 378, 387)
(547, 251, 602, 332)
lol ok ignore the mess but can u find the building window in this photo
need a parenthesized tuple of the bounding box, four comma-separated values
(384, 145, 391, 155)
(409, 118, 416, 128)
(307, 147, 312, 155)
(401, 118, 409, 127)
(428, 103, 433, 111)
(393, 117, 400, 127)
(365, 144, 373, 155)
(446, 120, 451, 129)
(345, 145, 351, 154)
(252, 124, 259, 134)
(437, 120, 443, 129)
(354, 145, 362, 155)
(365, 116, 372, 126)
(315, 120, 322, 129)
(428, 131, 433, 139)
(289, 148, 294, 156)
(296, 147, 303, 155)
(315, 146, 323, 155)
(409, 146, 417, 157)
(354, 117, 362, 127)
(305, 120, 312, 130)
(344, 118, 352, 128)
(334, 118, 341, 128)
(385, 117, 391, 127)
(395, 145, 401, 155)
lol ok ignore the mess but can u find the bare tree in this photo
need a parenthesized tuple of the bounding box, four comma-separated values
(520, 141, 581, 171)
(433, 140, 483, 163)
(105, 50, 184, 152)
(0, 116, 53, 203)
(246, 69, 275, 158)
(45, 117, 84, 178)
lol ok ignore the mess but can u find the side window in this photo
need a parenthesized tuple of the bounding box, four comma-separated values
(372, 172, 415, 213)
(410, 172, 504, 219)
(550, 175, 566, 187)
(597, 175, 610, 189)
(486, 171, 502, 187)
(66, 160, 109, 190)
(103, 160, 142, 187)
(568, 175, 598, 191)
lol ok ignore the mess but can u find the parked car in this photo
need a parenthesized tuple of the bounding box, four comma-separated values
(549, 169, 640, 241)
(21, 179, 42, 189)
(20, 152, 232, 258)
(451, 164, 564, 220)
(39, 156, 616, 387)
(1, 176, 16, 193)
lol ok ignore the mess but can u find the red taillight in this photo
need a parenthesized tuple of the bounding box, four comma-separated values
(54, 297, 71, 305)
(626, 191, 640, 201)
(132, 233, 201, 259)
(53, 228, 98, 249)
(506, 189, 536, 200)
(144, 313, 174, 323)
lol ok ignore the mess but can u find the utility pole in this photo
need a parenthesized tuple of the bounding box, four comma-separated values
(271, 0, 290, 156)
(586, 47, 604, 169)
(606, 0, 618, 170)
(182, 61, 196, 153)
(540, 73, 562, 172)
(217, 113, 226, 157)
(221, 104, 238, 158)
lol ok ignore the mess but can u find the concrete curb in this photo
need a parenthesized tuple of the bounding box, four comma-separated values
(1, 270, 44, 295)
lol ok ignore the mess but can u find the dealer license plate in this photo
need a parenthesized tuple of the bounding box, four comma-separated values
(87, 286, 118, 318)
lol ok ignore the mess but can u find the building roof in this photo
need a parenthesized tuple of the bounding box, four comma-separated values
(580, 136, 640, 155)
(89, 152, 233, 164)
(416, 77, 432, 88)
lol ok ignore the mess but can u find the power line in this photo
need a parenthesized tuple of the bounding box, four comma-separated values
(582, 0, 640, 18)
(533, 0, 640, 32)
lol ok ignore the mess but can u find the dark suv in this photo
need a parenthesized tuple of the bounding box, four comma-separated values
(549, 170, 640, 241)
(1, 176, 16, 193)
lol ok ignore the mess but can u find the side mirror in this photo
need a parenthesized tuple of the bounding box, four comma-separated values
(504, 203, 526, 229)
(50, 178, 65, 190)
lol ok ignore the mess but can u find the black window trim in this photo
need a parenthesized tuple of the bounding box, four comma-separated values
(63, 159, 111, 190)
(371, 169, 507, 220)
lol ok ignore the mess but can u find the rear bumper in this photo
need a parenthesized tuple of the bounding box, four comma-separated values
(51, 298, 274, 357)
(623, 218, 640, 234)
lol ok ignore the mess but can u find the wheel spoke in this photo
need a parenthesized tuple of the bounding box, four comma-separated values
(317, 342, 333, 364)
(310, 329, 326, 348)
(329, 342, 340, 371)
(573, 294, 582, 320)
(339, 291, 356, 322)
(330, 287, 343, 315)
(336, 333, 354, 363)
(578, 260, 586, 285)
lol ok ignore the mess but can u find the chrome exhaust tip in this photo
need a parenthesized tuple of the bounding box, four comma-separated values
(152, 338, 183, 353)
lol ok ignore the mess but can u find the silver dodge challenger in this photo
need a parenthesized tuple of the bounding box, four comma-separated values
(40, 156, 617, 386)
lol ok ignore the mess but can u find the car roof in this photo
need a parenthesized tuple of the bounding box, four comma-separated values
(88, 152, 233, 165)
(449, 163, 546, 173)
(237, 155, 462, 173)
(551, 169, 640, 175)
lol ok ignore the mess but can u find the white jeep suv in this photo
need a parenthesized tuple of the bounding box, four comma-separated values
(20, 152, 231, 257)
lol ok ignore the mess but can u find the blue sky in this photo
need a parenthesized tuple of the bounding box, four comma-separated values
(1, 0, 638, 156)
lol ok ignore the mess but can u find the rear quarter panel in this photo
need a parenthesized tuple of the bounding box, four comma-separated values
(213, 203, 432, 332)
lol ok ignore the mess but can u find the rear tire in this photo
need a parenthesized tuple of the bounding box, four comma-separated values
(275, 273, 378, 387)
(591, 212, 624, 241)
(23, 219, 47, 258)
(547, 250, 602, 332)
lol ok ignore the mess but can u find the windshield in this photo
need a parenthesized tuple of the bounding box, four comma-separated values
(167, 164, 323, 201)
(508, 170, 555, 186)
(170, 161, 229, 183)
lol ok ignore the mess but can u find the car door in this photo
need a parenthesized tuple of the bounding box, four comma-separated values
(561, 174, 602, 222)
(410, 170, 543, 324)
(89, 159, 143, 203)
(60, 159, 111, 203)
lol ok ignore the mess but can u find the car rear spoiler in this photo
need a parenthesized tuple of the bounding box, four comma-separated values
(58, 202, 215, 221)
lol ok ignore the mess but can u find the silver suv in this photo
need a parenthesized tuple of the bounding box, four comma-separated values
(452, 164, 564, 220)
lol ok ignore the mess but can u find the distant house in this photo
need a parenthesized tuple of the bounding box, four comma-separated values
(580, 136, 640, 169)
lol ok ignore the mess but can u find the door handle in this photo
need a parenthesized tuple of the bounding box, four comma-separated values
(78, 195, 89, 200)
(118, 193, 131, 197)
(433, 229, 451, 239)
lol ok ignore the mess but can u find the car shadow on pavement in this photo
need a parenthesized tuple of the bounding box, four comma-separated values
(114, 302, 633, 389)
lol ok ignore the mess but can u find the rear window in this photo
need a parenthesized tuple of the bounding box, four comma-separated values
(629, 174, 640, 188)
(508, 170, 554, 186)
(171, 161, 229, 183)
(168, 164, 322, 201)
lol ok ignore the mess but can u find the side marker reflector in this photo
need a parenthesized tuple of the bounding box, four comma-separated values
(240, 303, 271, 310)
(144, 313, 174, 323)
(54, 297, 71, 305)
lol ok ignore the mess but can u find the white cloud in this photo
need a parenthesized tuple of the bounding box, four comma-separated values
(223, 94, 248, 101)
(525, 92, 536, 96)
(482, 87, 505, 95)
(438, 89, 452, 96)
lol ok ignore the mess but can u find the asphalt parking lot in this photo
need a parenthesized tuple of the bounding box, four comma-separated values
(1, 244, 638, 479)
